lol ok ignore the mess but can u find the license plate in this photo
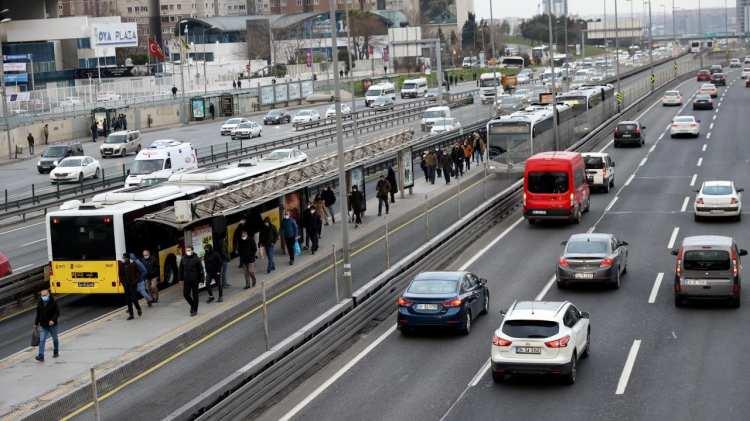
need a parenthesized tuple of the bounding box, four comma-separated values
(77, 282, 96, 287)
(516, 346, 542, 354)
(532, 210, 547, 215)
(622, 134, 631, 138)
(574, 273, 594, 279)
(685, 279, 708, 286)
(416, 303, 439, 311)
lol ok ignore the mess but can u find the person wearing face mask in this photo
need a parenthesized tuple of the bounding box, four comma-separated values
(179, 246, 204, 316)
(233, 217, 248, 265)
(34, 289, 60, 362)
(280, 212, 299, 265)
(140, 249, 160, 303)
(236, 230, 258, 289)
(308, 207, 322, 254)
(258, 217, 278, 274)
(203, 243, 224, 302)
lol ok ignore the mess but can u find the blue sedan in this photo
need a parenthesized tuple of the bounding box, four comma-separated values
(396, 271, 490, 335)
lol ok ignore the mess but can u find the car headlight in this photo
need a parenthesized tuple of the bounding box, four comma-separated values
(53, 160, 58, 166)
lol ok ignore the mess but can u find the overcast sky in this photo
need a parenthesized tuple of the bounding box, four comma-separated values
(475, 0, 732, 20)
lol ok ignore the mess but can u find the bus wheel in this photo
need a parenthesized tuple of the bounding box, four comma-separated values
(163, 256, 179, 286)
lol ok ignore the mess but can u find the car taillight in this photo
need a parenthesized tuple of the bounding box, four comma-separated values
(442, 298, 463, 308)
(690, 123, 698, 127)
(493, 336, 512, 347)
(676, 248, 683, 277)
(732, 248, 739, 277)
(696, 197, 704, 205)
(602, 168, 608, 178)
(570, 193, 575, 207)
(559, 257, 570, 268)
(397, 297, 412, 307)
(600, 257, 615, 268)
(523, 192, 527, 207)
(731, 197, 738, 205)
(634, 128, 641, 136)
(614, 128, 620, 136)
(545, 335, 570, 348)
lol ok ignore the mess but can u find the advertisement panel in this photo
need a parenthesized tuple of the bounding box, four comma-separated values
(4, 73, 28, 83)
(3, 62, 26, 72)
(289, 82, 301, 100)
(399, 147, 414, 189)
(91, 23, 139, 48)
(261, 86, 274, 104)
(191, 97, 205, 119)
(191, 224, 213, 258)
(275, 83, 288, 102)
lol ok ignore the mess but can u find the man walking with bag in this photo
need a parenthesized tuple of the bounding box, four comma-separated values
(376, 174, 391, 216)
(34, 289, 60, 362)
(281, 212, 299, 265)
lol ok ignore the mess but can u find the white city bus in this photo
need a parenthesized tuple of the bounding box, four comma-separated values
(690, 40, 701, 53)
(46, 150, 307, 295)
(501, 56, 526, 68)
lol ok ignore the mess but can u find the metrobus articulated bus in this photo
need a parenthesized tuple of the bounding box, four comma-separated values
(46, 150, 307, 294)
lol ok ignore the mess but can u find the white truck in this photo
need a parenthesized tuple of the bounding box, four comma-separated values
(479, 72, 504, 104)
(400, 78, 428, 98)
(125, 139, 197, 187)
(420, 106, 451, 132)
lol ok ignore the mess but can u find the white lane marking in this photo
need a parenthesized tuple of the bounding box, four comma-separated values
(598, 139, 614, 153)
(658, 133, 664, 141)
(625, 173, 635, 186)
(690, 174, 697, 186)
(680, 196, 690, 213)
(535, 274, 557, 301)
(696, 157, 703, 167)
(667, 227, 680, 250)
(706, 132, 711, 139)
(709, 122, 714, 130)
(458, 217, 524, 270)
(278, 324, 398, 421)
(639, 157, 648, 167)
(0, 221, 46, 236)
(702, 144, 707, 152)
(468, 358, 491, 387)
(21, 238, 45, 247)
(649, 144, 656, 153)
(605, 196, 619, 212)
(665, 123, 671, 131)
(712, 115, 717, 120)
(615, 339, 642, 395)
(648, 273, 665, 304)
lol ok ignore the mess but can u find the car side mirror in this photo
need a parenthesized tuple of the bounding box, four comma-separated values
(611, 161, 616, 167)
(580, 311, 590, 319)
(560, 240, 568, 246)
(741, 249, 749, 256)
(619, 241, 629, 247)
(641, 126, 646, 130)
(697, 119, 701, 123)
(738, 188, 744, 193)
(671, 249, 679, 256)
(498, 310, 506, 318)
(126, 169, 131, 175)
(480, 278, 488, 286)
(693, 189, 700, 193)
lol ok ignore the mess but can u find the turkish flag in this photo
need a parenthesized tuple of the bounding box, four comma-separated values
(148, 38, 166, 61)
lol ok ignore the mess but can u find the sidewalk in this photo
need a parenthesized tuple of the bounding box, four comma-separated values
(0, 160, 490, 419)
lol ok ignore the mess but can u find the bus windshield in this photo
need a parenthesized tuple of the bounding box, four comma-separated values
(502, 57, 525, 67)
(366, 88, 383, 96)
(480, 78, 501, 88)
(131, 159, 165, 175)
(50, 216, 116, 260)
(488, 122, 530, 159)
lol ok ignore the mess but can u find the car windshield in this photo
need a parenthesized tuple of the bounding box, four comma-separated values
(674, 116, 695, 123)
(297, 111, 311, 116)
(262, 150, 290, 161)
(131, 159, 164, 175)
(528, 172, 569, 194)
(702, 185, 733, 195)
(267, 110, 281, 116)
(58, 159, 82, 167)
(402, 83, 417, 89)
(238, 122, 255, 128)
(105, 134, 128, 144)
(407, 279, 457, 294)
(502, 320, 559, 338)
(583, 156, 605, 169)
(43, 146, 67, 158)
(366, 88, 383, 96)
(695, 94, 711, 101)
(226, 118, 243, 124)
(566, 239, 609, 254)
(423, 110, 447, 118)
(618, 124, 637, 131)
(701, 85, 715, 90)
(665, 91, 680, 97)
(683, 250, 731, 271)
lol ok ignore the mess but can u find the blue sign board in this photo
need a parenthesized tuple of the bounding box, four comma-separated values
(4, 73, 29, 83)
(3, 54, 31, 61)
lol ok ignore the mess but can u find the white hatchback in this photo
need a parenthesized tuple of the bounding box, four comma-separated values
(50, 156, 101, 183)
(491, 301, 590, 384)
(694, 180, 743, 221)
(670, 115, 701, 138)
(292, 109, 321, 124)
(699, 83, 718, 98)
(661, 90, 683, 106)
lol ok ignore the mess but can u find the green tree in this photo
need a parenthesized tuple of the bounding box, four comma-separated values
(461, 12, 478, 55)
(500, 20, 511, 36)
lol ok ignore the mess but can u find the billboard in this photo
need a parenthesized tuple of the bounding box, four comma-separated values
(91, 23, 138, 48)
(421, 0, 457, 24)
(3, 62, 26, 72)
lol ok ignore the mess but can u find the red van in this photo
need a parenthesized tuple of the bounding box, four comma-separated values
(523, 151, 590, 224)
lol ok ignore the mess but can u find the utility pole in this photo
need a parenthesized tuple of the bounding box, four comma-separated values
(329, 0, 351, 300)
(489, 0, 496, 59)
(615, 0, 622, 111)
(647, 0, 654, 89)
(698, 0, 704, 68)
(547, 0, 559, 150)
(604, 0, 609, 68)
(344, 0, 357, 135)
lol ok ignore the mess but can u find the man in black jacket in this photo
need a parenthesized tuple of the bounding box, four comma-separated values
(119, 253, 142, 320)
(308, 208, 322, 254)
(321, 186, 336, 224)
(141, 249, 160, 303)
(203, 244, 224, 303)
(179, 246, 204, 316)
(34, 289, 60, 362)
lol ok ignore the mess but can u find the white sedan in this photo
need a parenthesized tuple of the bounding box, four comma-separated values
(220, 118, 249, 135)
(49, 156, 101, 183)
(699, 83, 718, 98)
(231, 121, 262, 139)
(258, 148, 308, 164)
(743, 68, 750, 79)
(670, 115, 701, 138)
(661, 90, 683, 106)
(694, 180, 743, 221)
(326, 104, 352, 119)
(292, 109, 321, 124)
(430, 118, 462, 134)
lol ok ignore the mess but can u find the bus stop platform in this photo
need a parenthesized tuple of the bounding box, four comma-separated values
(0, 161, 500, 420)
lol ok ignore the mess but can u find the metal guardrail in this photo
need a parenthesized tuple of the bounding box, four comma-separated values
(0, 267, 46, 317)
(0, 92, 475, 224)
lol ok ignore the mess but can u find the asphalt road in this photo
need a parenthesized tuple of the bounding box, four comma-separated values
(269, 71, 749, 421)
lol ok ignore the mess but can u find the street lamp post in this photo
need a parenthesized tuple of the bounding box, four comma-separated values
(647, 0, 654, 90)
(547, 0, 559, 150)
(0, 15, 11, 159)
(615, 0, 622, 111)
(489, 0, 496, 59)
(344, 0, 358, 135)
(698, 0, 704, 68)
(328, 0, 352, 301)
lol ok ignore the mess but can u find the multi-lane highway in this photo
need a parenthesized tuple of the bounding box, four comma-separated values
(259, 70, 750, 421)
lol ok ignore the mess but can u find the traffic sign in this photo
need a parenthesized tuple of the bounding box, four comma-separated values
(615, 91, 624, 104)
(650, 74, 656, 84)
(673, 62, 678, 70)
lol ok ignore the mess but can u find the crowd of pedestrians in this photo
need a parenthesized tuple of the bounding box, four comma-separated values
(420, 132, 485, 185)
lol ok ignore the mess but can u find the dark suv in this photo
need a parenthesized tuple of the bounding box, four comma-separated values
(37, 142, 84, 173)
(709, 64, 723, 74)
(613, 121, 645, 148)
(710, 72, 726, 86)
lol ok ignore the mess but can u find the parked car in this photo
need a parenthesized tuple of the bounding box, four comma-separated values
(37, 142, 84, 174)
(0, 251, 11, 278)
(262, 109, 291, 125)
(100, 130, 142, 158)
(49, 156, 101, 183)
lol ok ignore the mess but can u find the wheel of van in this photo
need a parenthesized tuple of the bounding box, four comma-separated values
(136, 145, 141, 153)
(581, 330, 591, 358)
(573, 208, 582, 224)
(78, 172, 83, 182)
(736, 213, 742, 222)
(730, 295, 741, 308)
(604, 182, 610, 193)
(492, 370, 506, 383)
(94, 168, 100, 179)
(674, 295, 685, 307)
(694, 214, 702, 222)
(585, 197, 590, 212)
(610, 178, 615, 189)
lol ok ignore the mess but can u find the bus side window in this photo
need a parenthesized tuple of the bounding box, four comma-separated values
(165, 158, 172, 169)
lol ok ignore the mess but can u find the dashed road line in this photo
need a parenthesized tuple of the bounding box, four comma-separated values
(690, 173, 697, 186)
(667, 226, 680, 249)
(702, 144, 707, 152)
(697, 157, 703, 167)
(680, 196, 690, 213)
(648, 273, 665, 304)
(605, 196, 619, 212)
(639, 157, 648, 167)
(615, 339, 642, 395)
(625, 173, 635, 186)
